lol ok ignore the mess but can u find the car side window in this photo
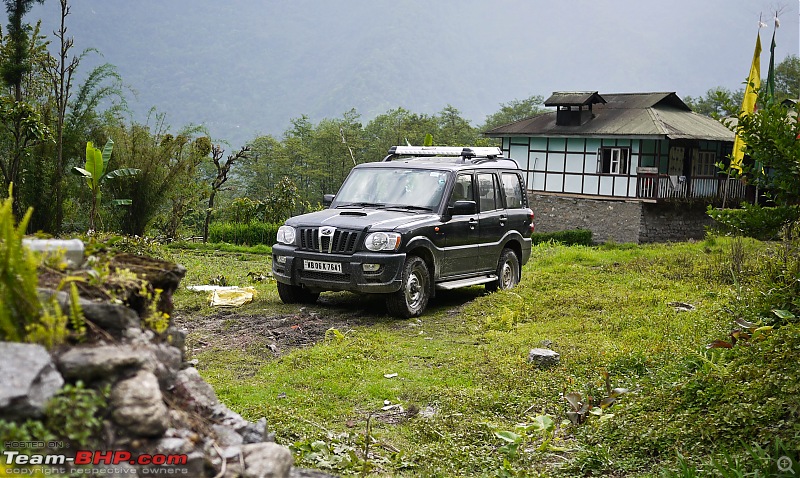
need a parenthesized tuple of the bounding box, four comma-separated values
(476, 173, 499, 212)
(449, 174, 474, 206)
(501, 173, 524, 209)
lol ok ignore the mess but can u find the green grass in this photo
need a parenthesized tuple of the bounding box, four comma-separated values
(170, 237, 797, 476)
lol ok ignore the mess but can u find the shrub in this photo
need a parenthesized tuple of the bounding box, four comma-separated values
(208, 221, 280, 246)
(707, 203, 800, 240)
(0, 186, 41, 342)
(530, 228, 593, 246)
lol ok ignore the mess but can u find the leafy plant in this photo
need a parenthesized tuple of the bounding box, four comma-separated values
(71, 139, 141, 231)
(45, 381, 109, 447)
(0, 184, 41, 342)
(706, 316, 774, 349)
(564, 371, 628, 425)
(707, 203, 800, 240)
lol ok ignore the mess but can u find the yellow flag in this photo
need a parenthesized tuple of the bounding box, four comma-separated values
(731, 33, 762, 172)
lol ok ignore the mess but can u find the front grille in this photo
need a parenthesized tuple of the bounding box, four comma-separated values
(300, 270, 352, 283)
(298, 228, 361, 254)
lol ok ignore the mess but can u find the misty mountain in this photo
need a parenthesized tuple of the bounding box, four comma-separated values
(29, 0, 799, 148)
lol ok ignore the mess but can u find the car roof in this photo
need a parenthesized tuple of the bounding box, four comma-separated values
(354, 146, 521, 172)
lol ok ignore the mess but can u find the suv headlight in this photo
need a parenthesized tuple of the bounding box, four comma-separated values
(276, 225, 296, 245)
(365, 232, 401, 251)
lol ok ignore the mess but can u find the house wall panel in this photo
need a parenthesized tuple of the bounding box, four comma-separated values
(545, 173, 564, 192)
(564, 174, 583, 193)
(583, 175, 599, 194)
(599, 176, 614, 195)
(547, 153, 565, 173)
(565, 153, 584, 173)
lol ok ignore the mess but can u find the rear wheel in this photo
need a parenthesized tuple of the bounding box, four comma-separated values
(486, 248, 519, 292)
(386, 256, 430, 318)
(277, 282, 320, 304)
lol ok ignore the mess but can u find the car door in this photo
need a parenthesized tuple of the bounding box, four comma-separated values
(439, 173, 480, 277)
(476, 172, 508, 271)
(500, 171, 529, 237)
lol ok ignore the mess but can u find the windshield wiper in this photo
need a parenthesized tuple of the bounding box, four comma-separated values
(336, 202, 386, 208)
(386, 205, 434, 212)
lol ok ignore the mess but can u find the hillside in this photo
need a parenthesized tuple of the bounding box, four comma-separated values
(29, 1, 800, 148)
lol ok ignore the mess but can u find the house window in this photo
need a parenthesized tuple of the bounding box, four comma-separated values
(597, 147, 630, 175)
(693, 151, 717, 177)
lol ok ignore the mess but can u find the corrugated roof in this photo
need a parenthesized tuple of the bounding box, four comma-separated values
(544, 91, 606, 107)
(486, 92, 732, 141)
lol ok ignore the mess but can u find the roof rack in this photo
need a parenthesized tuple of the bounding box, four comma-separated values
(383, 146, 504, 162)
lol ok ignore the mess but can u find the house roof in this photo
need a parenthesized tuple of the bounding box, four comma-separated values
(544, 91, 606, 107)
(485, 92, 734, 142)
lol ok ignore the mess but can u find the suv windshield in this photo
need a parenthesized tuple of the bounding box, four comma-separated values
(333, 167, 448, 210)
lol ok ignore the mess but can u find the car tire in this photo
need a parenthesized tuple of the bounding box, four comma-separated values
(486, 248, 520, 292)
(277, 282, 320, 304)
(386, 256, 430, 318)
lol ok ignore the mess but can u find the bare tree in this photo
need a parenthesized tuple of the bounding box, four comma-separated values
(203, 144, 250, 242)
(46, 0, 80, 232)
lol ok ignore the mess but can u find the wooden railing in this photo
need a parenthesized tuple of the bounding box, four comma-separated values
(637, 174, 748, 201)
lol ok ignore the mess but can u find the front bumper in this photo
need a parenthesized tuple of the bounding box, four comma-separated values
(272, 244, 406, 294)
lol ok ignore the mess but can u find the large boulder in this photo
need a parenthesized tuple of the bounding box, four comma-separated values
(0, 342, 64, 419)
(110, 370, 169, 437)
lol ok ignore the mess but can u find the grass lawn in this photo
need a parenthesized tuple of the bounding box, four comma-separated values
(170, 237, 789, 476)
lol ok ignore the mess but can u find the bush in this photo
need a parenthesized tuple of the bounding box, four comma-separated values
(208, 221, 280, 246)
(0, 186, 41, 342)
(708, 203, 800, 240)
(530, 228, 593, 246)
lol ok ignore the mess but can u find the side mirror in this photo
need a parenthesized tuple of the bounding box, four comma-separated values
(450, 200, 477, 216)
(323, 194, 335, 207)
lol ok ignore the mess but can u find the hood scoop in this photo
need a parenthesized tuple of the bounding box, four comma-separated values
(338, 211, 368, 216)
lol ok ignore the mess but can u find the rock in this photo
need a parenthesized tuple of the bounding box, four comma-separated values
(81, 302, 141, 338)
(173, 367, 219, 414)
(239, 418, 269, 444)
(143, 342, 183, 390)
(289, 469, 340, 478)
(110, 370, 169, 437)
(241, 442, 294, 478)
(0, 342, 64, 419)
(57, 344, 148, 381)
(38, 288, 140, 339)
(109, 254, 187, 317)
(212, 424, 244, 447)
(164, 326, 187, 360)
(527, 348, 560, 368)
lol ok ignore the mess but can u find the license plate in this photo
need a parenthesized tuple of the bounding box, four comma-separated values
(303, 260, 343, 273)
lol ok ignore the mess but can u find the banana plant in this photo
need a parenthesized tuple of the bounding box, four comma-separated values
(71, 139, 140, 231)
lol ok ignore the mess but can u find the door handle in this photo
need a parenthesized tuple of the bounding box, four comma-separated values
(468, 218, 477, 230)
(499, 214, 507, 226)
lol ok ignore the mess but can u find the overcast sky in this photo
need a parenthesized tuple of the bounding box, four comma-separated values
(30, 1, 800, 145)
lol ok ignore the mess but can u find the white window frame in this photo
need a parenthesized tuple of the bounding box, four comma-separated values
(597, 147, 630, 175)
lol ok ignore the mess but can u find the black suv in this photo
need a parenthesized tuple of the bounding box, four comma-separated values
(272, 146, 534, 318)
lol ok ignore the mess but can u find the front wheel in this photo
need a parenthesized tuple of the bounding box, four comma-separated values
(486, 248, 520, 292)
(277, 281, 320, 304)
(386, 256, 430, 318)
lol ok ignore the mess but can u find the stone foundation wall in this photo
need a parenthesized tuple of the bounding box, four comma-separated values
(639, 202, 715, 243)
(529, 193, 642, 244)
(528, 193, 716, 244)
